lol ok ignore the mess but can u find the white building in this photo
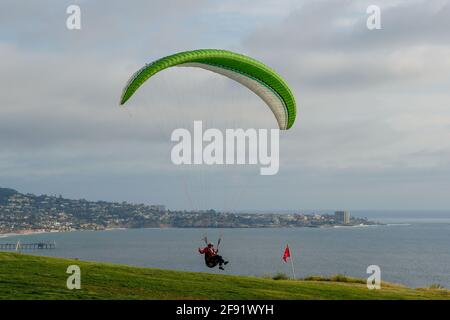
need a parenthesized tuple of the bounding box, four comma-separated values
(335, 211, 350, 224)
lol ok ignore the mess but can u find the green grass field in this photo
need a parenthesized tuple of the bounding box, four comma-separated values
(0, 252, 448, 300)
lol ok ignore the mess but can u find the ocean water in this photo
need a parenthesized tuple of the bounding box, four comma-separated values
(1, 215, 449, 288)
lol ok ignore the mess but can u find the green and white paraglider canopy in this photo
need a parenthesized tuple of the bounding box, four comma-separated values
(120, 49, 297, 130)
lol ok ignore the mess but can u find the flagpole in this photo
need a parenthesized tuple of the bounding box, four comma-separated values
(289, 245, 296, 279)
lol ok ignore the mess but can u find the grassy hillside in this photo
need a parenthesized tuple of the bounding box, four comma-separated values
(0, 252, 448, 300)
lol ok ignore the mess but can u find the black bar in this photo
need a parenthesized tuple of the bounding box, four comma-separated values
(0, 300, 447, 318)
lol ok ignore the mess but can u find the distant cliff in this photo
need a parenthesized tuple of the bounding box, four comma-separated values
(0, 187, 379, 233)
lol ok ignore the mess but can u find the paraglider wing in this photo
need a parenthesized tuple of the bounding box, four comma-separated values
(120, 49, 297, 130)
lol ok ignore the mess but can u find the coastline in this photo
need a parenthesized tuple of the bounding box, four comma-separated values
(0, 224, 387, 238)
(0, 230, 60, 238)
(0, 227, 130, 238)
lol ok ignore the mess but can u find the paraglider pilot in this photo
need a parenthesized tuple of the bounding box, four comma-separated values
(199, 243, 228, 270)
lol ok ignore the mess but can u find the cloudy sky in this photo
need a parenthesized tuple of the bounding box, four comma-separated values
(1, 0, 450, 211)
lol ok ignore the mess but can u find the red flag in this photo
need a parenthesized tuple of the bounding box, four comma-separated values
(282, 245, 291, 262)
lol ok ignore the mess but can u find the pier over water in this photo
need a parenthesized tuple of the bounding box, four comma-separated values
(0, 241, 56, 250)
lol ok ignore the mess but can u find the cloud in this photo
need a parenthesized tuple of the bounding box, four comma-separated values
(243, 0, 450, 89)
(0, 0, 449, 210)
